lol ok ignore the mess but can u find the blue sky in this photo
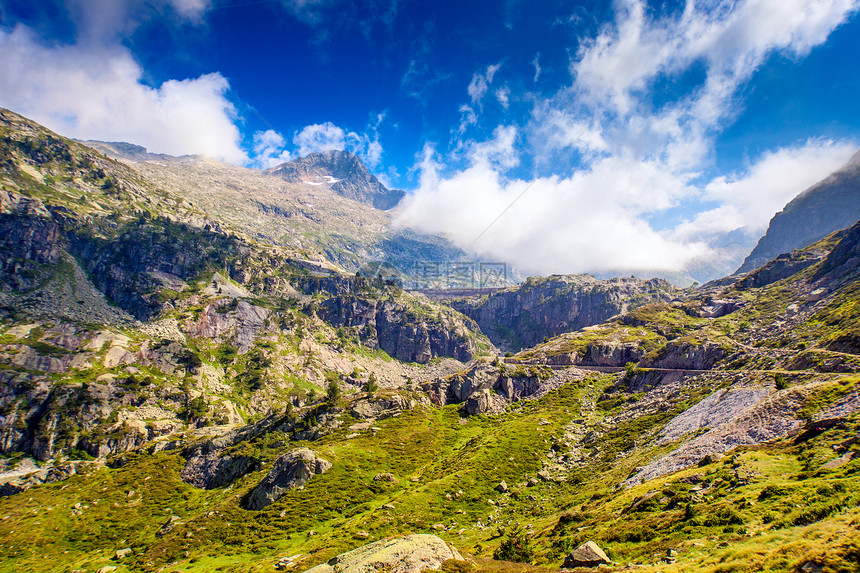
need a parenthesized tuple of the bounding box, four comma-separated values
(1, 0, 859, 279)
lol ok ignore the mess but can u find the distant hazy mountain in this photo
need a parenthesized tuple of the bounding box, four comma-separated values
(737, 148, 860, 274)
(267, 150, 405, 210)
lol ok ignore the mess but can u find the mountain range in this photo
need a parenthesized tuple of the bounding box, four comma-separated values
(0, 108, 859, 573)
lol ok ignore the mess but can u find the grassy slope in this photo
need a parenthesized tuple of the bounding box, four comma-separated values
(1, 372, 858, 573)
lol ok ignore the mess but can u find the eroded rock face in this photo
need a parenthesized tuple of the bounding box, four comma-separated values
(318, 295, 477, 363)
(302, 534, 463, 573)
(451, 275, 677, 351)
(640, 340, 727, 370)
(465, 389, 507, 415)
(246, 448, 331, 510)
(180, 444, 261, 490)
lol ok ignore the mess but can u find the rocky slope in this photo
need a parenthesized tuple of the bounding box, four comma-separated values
(449, 274, 679, 351)
(85, 141, 467, 282)
(738, 148, 860, 273)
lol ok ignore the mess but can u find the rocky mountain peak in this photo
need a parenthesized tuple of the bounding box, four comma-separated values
(267, 149, 405, 210)
(737, 148, 860, 274)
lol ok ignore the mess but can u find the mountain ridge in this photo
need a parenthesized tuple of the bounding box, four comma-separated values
(267, 149, 405, 210)
(737, 147, 860, 274)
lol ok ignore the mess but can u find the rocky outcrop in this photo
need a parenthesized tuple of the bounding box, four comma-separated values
(738, 148, 860, 274)
(735, 248, 831, 290)
(0, 460, 78, 497)
(318, 295, 479, 363)
(302, 534, 463, 573)
(246, 448, 331, 510)
(640, 340, 727, 370)
(349, 395, 417, 420)
(465, 389, 507, 415)
(451, 275, 677, 351)
(267, 150, 405, 210)
(814, 218, 860, 283)
(425, 361, 574, 414)
(0, 191, 63, 291)
(180, 445, 261, 490)
(184, 299, 270, 351)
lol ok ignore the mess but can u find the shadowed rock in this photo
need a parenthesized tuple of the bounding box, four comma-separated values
(247, 448, 331, 510)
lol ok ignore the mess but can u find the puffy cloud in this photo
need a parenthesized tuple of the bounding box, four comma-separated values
(675, 140, 857, 239)
(293, 122, 347, 156)
(0, 25, 245, 163)
(252, 130, 293, 169)
(292, 121, 385, 168)
(400, 0, 860, 280)
(397, 148, 706, 275)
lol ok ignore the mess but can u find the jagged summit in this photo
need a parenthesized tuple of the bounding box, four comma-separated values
(737, 148, 860, 274)
(267, 149, 405, 210)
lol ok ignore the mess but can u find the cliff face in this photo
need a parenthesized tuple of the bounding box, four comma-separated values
(450, 274, 678, 351)
(738, 149, 860, 274)
(318, 295, 477, 363)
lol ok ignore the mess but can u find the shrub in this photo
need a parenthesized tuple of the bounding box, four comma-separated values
(493, 523, 534, 563)
(325, 371, 341, 406)
(364, 373, 379, 394)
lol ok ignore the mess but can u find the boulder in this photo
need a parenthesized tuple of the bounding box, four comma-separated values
(180, 447, 261, 490)
(698, 453, 726, 467)
(247, 448, 332, 510)
(302, 534, 463, 573)
(495, 481, 508, 493)
(563, 541, 610, 568)
(465, 389, 507, 416)
(373, 472, 398, 483)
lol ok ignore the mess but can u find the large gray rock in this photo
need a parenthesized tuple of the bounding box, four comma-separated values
(247, 448, 331, 510)
(302, 534, 463, 573)
(563, 540, 610, 568)
(465, 389, 507, 416)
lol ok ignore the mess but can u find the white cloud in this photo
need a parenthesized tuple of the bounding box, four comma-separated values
(169, 0, 211, 20)
(0, 25, 245, 163)
(401, 0, 860, 280)
(293, 120, 385, 168)
(252, 129, 293, 169)
(293, 122, 347, 156)
(495, 87, 511, 109)
(467, 63, 502, 106)
(397, 148, 707, 275)
(675, 140, 857, 239)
